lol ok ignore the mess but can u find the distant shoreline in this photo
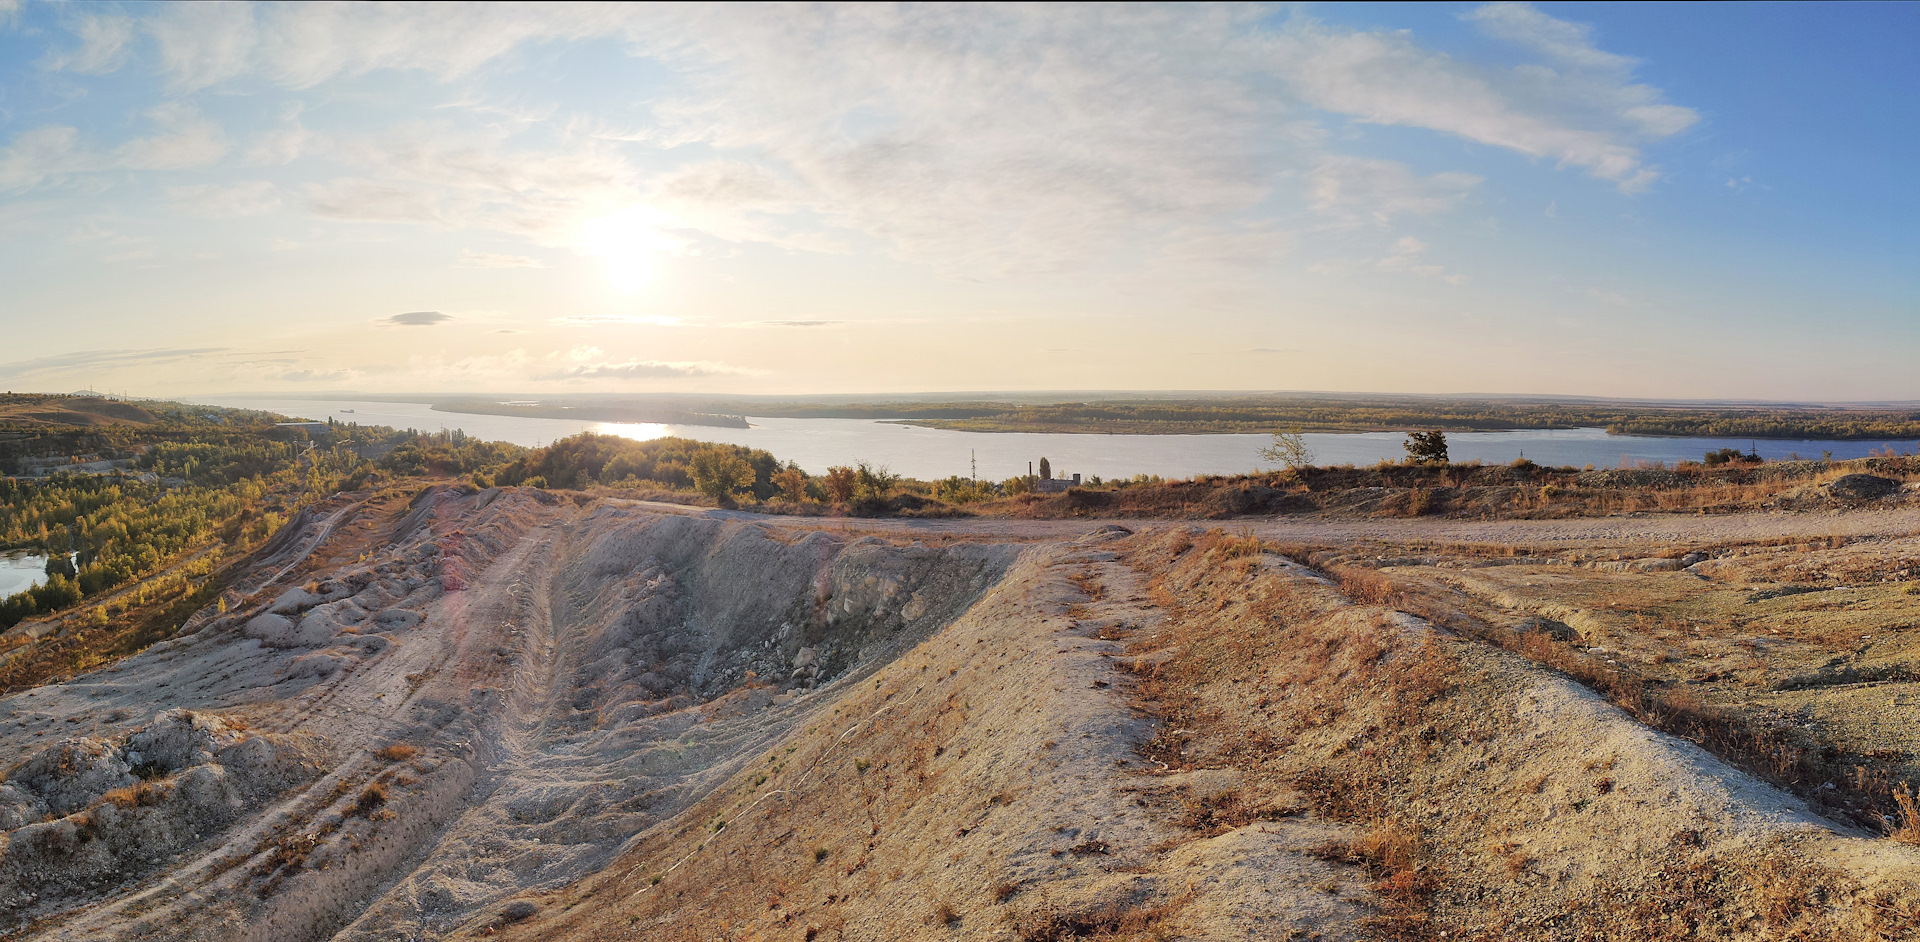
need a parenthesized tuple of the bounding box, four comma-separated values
(428, 401, 749, 429)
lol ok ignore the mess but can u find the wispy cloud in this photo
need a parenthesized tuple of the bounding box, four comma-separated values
(537, 359, 743, 381)
(0, 103, 226, 194)
(43, 13, 136, 74)
(382, 311, 452, 326)
(0, 347, 227, 380)
(168, 180, 280, 216)
(1310, 157, 1480, 227)
(1278, 3, 1695, 192)
(43, 3, 1694, 281)
(1375, 236, 1466, 285)
(454, 249, 546, 269)
(551, 314, 683, 327)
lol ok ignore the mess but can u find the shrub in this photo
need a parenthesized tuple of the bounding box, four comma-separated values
(375, 743, 418, 762)
(852, 461, 898, 501)
(772, 466, 810, 502)
(353, 782, 388, 816)
(689, 450, 755, 507)
(1260, 428, 1315, 475)
(823, 466, 857, 504)
(1404, 430, 1448, 465)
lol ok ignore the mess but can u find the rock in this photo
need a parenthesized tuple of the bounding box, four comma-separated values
(1827, 474, 1898, 501)
(285, 652, 344, 680)
(373, 608, 423, 631)
(12, 738, 134, 815)
(125, 710, 242, 772)
(243, 613, 298, 647)
(0, 783, 49, 829)
(268, 588, 318, 615)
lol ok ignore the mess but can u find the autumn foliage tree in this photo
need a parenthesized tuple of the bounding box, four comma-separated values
(823, 466, 857, 504)
(772, 465, 810, 502)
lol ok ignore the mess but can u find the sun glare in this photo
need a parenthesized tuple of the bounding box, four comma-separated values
(578, 207, 670, 293)
(596, 421, 673, 442)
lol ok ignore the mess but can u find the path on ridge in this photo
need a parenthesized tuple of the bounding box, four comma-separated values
(611, 500, 1920, 548)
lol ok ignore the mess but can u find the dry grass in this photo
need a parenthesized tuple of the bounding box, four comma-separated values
(1280, 548, 1920, 839)
(1309, 822, 1436, 941)
(100, 782, 164, 809)
(1013, 886, 1195, 942)
(929, 900, 959, 926)
(1892, 786, 1920, 846)
(374, 743, 419, 762)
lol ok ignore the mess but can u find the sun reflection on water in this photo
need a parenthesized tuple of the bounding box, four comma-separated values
(595, 422, 673, 442)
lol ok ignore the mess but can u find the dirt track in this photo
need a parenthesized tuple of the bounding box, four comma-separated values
(623, 499, 1920, 548)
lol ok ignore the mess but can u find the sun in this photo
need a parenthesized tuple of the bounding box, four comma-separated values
(578, 207, 670, 293)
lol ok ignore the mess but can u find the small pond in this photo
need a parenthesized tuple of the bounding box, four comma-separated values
(0, 551, 68, 600)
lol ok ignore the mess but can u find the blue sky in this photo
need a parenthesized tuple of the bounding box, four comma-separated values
(0, 2, 1912, 400)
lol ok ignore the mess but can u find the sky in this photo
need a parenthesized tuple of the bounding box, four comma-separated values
(0, 1, 1914, 401)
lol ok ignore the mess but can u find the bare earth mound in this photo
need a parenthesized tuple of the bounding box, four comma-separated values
(2, 488, 1918, 940)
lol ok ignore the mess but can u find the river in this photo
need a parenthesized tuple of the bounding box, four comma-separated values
(192, 397, 1917, 483)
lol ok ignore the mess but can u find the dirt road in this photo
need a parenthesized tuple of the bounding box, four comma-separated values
(615, 499, 1920, 548)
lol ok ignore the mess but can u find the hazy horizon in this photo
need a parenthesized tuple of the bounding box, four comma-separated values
(2, 2, 1915, 401)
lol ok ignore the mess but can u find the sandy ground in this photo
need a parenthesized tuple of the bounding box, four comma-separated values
(1, 492, 1918, 940)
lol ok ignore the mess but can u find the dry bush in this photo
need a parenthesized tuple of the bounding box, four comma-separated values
(1309, 822, 1437, 941)
(101, 782, 163, 809)
(1892, 786, 1920, 846)
(1065, 569, 1105, 600)
(375, 743, 419, 762)
(1014, 886, 1194, 942)
(353, 782, 388, 816)
(929, 901, 959, 925)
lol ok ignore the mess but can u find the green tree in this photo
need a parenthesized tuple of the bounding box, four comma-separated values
(1038, 456, 1052, 480)
(689, 449, 755, 506)
(1404, 430, 1449, 465)
(853, 461, 899, 501)
(1259, 428, 1314, 476)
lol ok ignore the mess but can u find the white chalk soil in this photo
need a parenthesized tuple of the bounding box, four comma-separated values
(0, 490, 1914, 939)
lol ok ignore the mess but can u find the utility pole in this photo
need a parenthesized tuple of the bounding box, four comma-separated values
(971, 449, 976, 483)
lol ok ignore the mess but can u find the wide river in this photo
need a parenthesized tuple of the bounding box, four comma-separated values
(194, 397, 1917, 483)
